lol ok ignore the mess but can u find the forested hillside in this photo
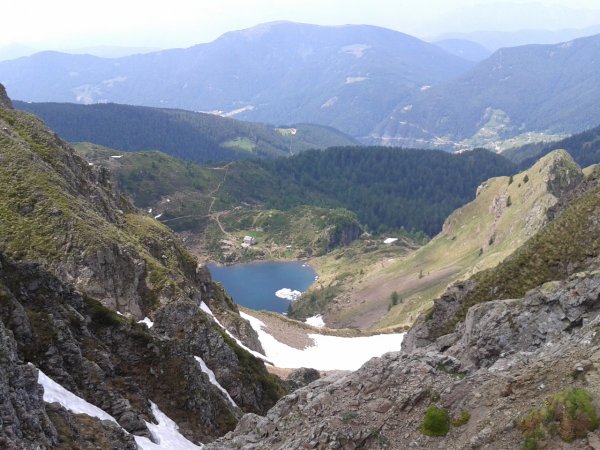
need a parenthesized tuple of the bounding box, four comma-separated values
(75, 144, 515, 238)
(225, 147, 516, 235)
(15, 101, 356, 162)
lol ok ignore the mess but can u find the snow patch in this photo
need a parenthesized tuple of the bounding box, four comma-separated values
(240, 312, 404, 371)
(341, 44, 371, 58)
(321, 97, 338, 109)
(275, 288, 302, 301)
(345, 76, 368, 84)
(110, 155, 123, 159)
(383, 238, 398, 244)
(194, 356, 237, 407)
(135, 402, 204, 450)
(221, 105, 255, 118)
(138, 317, 154, 328)
(305, 315, 325, 328)
(37, 369, 203, 449)
(154, 213, 163, 220)
(200, 302, 269, 362)
(38, 369, 117, 423)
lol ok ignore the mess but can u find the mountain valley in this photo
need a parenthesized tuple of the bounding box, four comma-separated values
(3, 7, 600, 449)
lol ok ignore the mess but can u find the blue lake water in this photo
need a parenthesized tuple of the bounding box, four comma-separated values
(207, 261, 317, 313)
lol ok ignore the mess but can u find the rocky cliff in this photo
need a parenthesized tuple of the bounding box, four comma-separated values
(0, 83, 12, 109)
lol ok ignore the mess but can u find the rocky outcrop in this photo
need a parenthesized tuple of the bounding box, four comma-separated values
(204, 282, 265, 354)
(0, 318, 57, 449)
(153, 300, 285, 415)
(0, 286, 136, 449)
(327, 221, 362, 251)
(402, 280, 477, 353)
(0, 83, 12, 109)
(284, 368, 321, 391)
(0, 253, 244, 444)
(206, 270, 600, 450)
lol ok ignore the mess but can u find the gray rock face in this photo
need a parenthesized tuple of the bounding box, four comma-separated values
(206, 270, 600, 450)
(447, 272, 600, 370)
(284, 368, 321, 391)
(402, 280, 477, 353)
(0, 253, 240, 444)
(153, 300, 284, 415)
(0, 285, 136, 449)
(0, 319, 57, 449)
(0, 83, 12, 109)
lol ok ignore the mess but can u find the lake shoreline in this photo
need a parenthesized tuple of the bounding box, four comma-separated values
(207, 260, 317, 313)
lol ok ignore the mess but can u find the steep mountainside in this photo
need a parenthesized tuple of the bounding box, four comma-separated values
(205, 155, 600, 450)
(293, 150, 582, 330)
(374, 33, 600, 149)
(0, 22, 472, 137)
(0, 84, 285, 446)
(14, 101, 357, 162)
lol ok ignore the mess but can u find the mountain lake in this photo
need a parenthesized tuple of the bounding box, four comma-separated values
(207, 261, 317, 313)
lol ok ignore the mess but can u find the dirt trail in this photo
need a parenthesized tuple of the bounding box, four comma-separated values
(207, 161, 233, 214)
(160, 162, 233, 234)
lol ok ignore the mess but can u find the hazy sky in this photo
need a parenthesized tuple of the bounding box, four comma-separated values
(3, 0, 600, 50)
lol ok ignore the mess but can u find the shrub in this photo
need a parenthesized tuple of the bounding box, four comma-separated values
(341, 411, 357, 423)
(420, 405, 450, 437)
(452, 410, 471, 427)
(520, 388, 599, 448)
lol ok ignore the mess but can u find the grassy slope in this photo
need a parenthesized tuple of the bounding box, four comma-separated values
(313, 150, 582, 330)
(432, 165, 600, 336)
(0, 110, 205, 312)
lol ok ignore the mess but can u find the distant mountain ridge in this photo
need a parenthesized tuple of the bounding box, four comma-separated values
(0, 22, 472, 138)
(374, 32, 600, 149)
(433, 39, 492, 62)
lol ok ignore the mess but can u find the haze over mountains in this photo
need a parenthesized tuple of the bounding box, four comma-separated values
(0, 22, 471, 139)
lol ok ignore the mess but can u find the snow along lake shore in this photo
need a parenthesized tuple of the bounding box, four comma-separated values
(239, 311, 404, 371)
